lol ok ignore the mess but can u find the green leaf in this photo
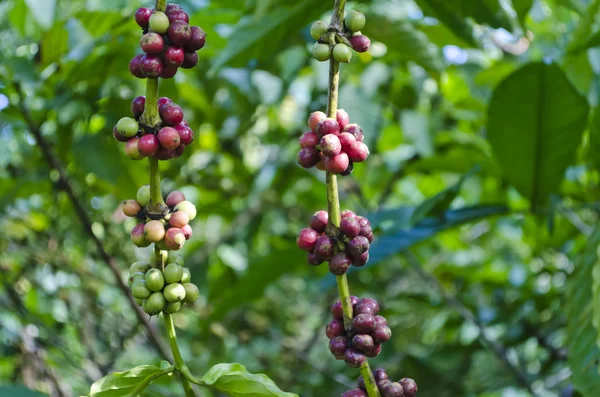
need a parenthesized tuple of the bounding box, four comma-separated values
(24, 0, 56, 29)
(486, 62, 589, 210)
(88, 365, 162, 397)
(588, 108, 600, 171)
(567, 227, 600, 396)
(200, 363, 298, 397)
(0, 385, 47, 397)
(511, 0, 534, 27)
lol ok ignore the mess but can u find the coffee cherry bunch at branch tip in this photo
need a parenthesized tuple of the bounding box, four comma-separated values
(114, 96, 194, 160)
(124, 185, 196, 250)
(310, 10, 371, 63)
(297, 109, 369, 175)
(342, 368, 418, 397)
(131, 3, 207, 79)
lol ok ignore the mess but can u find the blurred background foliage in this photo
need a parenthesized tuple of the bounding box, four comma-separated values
(2, 0, 600, 396)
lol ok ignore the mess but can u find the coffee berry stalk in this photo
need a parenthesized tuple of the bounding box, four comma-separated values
(310, 9, 371, 63)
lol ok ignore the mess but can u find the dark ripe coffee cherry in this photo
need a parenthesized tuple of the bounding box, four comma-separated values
(166, 4, 183, 12)
(122, 199, 141, 217)
(328, 336, 348, 359)
(314, 235, 334, 259)
(336, 109, 350, 130)
(400, 378, 418, 397)
(140, 32, 165, 54)
(374, 315, 387, 328)
(297, 228, 319, 251)
(160, 104, 184, 126)
(174, 125, 194, 146)
(140, 55, 164, 78)
(344, 124, 364, 142)
(174, 201, 197, 220)
(167, 9, 189, 23)
(342, 389, 368, 397)
(145, 269, 165, 292)
(181, 51, 199, 69)
(186, 26, 207, 51)
(155, 147, 176, 160)
(341, 209, 356, 219)
(325, 319, 345, 339)
(373, 368, 389, 382)
(378, 380, 393, 393)
(164, 301, 183, 314)
(183, 282, 200, 303)
(350, 35, 371, 53)
(347, 141, 369, 162)
(360, 297, 379, 311)
(163, 263, 184, 284)
(324, 152, 349, 174)
(163, 283, 186, 302)
(310, 210, 328, 233)
(297, 147, 321, 168)
(344, 348, 366, 368)
(340, 216, 360, 238)
(310, 20, 328, 40)
(180, 267, 191, 283)
(131, 223, 150, 247)
(329, 252, 352, 275)
(164, 46, 185, 67)
(166, 190, 186, 207)
(131, 280, 152, 299)
(348, 235, 370, 257)
(130, 261, 150, 274)
(339, 132, 357, 152)
(161, 66, 178, 79)
(307, 252, 323, 266)
(144, 220, 166, 243)
(381, 382, 404, 397)
(131, 96, 146, 118)
(320, 134, 342, 157)
(308, 111, 327, 132)
(353, 251, 369, 267)
(312, 43, 331, 62)
(316, 118, 340, 138)
(113, 126, 128, 142)
(352, 333, 375, 354)
(360, 224, 373, 241)
(352, 313, 376, 333)
(125, 137, 144, 160)
(181, 224, 193, 240)
(364, 343, 381, 358)
(331, 300, 344, 320)
(143, 291, 166, 315)
(129, 54, 145, 78)
(157, 127, 181, 149)
(149, 11, 170, 34)
(350, 295, 360, 308)
(341, 161, 354, 176)
(167, 20, 192, 46)
(138, 134, 160, 157)
(174, 146, 184, 160)
(354, 303, 376, 316)
(299, 131, 319, 148)
(165, 227, 186, 250)
(333, 44, 352, 63)
(356, 216, 370, 227)
(117, 117, 139, 138)
(158, 97, 172, 108)
(169, 211, 189, 228)
(372, 325, 392, 344)
(345, 10, 366, 32)
(135, 7, 153, 28)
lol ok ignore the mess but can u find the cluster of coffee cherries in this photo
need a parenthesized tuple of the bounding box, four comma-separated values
(310, 10, 371, 63)
(342, 369, 418, 397)
(122, 185, 196, 250)
(129, 4, 206, 79)
(297, 110, 369, 175)
(327, 297, 391, 367)
(127, 252, 200, 315)
(297, 209, 372, 274)
(113, 96, 194, 160)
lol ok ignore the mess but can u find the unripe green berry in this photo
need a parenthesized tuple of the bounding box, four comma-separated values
(333, 44, 352, 63)
(132, 280, 152, 299)
(167, 253, 185, 266)
(312, 43, 331, 62)
(145, 268, 165, 292)
(128, 272, 146, 286)
(182, 283, 200, 303)
(135, 298, 144, 305)
(174, 201, 197, 221)
(163, 263, 184, 284)
(116, 117, 139, 138)
(143, 292, 166, 315)
(181, 267, 191, 283)
(149, 11, 170, 34)
(163, 283, 186, 302)
(310, 20, 328, 40)
(144, 220, 166, 243)
(130, 261, 150, 274)
(345, 10, 366, 32)
(164, 301, 182, 314)
(136, 185, 151, 207)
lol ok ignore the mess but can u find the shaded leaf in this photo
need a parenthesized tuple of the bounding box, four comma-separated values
(24, 0, 56, 29)
(566, 0, 600, 53)
(0, 385, 47, 397)
(88, 365, 161, 397)
(588, 107, 600, 171)
(201, 363, 298, 397)
(511, 0, 534, 27)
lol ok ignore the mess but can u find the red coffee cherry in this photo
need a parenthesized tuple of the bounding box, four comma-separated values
(329, 252, 352, 275)
(339, 132, 357, 151)
(344, 124, 364, 141)
(299, 131, 319, 148)
(169, 211, 190, 228)
(140, 55, 164, 78)
(129, 54, 145, 78)
(140, 32, 164, 54)
(347, 141, 369, 162)
(310, 210, 328, 233)
(324, 152, 349, 174)
(113, 126, 128, 142)
(174, 125, 194, 146)
(134, 7, 153, 28)
(320, 134, 342, 157)
(181, 52, 199, 69)
(131, 96, 146, 118)
(340, 216, 360, 237)
(160, 104, 184, 126)
(297, 147, 321, 168)
(297, 228, 319, 251)
(155, 146, 176, 160)
(158, 127, 181, 149)
(186, 26, 207, 51)
(350, 35, 371, 53)
(138, 134, 160, 157)
(308, 111, 327, 131)
(158, 97, 172, 108)
(316, 118, 340, 137)
(336, 109, 350, 130)
(125, 137, 144, 160)
(168, 21, 192, 46)
(166, 9, 189, 23)
(325, 319, 345, 339)
(164, 46, 185, 67)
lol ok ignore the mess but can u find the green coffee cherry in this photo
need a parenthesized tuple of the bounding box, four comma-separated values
(149, 11, 170, 34)
(132, 280, 152, 299)
(130, 261, 150, 274)
(116, 117, 139, 138)
(181, 267, 191, 283)
(167, 253, 185, 266)
(312, 43, 331, 62)
(345, 10, 366, 32)
(163, 283, 186, 302)
(145, 268, 165, 292)
(182, 283, 200, 303)
(128, 272, 146, 286)
(163, 263, 183, 284)
(174, 201, 197, 221)
(135, 298, 144, 305)
(310, 20, 328, 40)
(164, 301, 182, 314)
(136, 185, 151, 207)
(143, 292, 166, 315)
(333, 44, 352, 63)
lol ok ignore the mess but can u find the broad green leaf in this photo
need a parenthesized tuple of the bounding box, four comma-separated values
(200, 363, 298, 397)
(89, 365, 162, 397)
(40, 21, 69, 66)
(487, 62, 589, 210)
(511, 0, 534, 27)
(588, 108, 600, 171)
(24, 0, 56, 29)
(567, 227, 600, 396)
(0, 385, 46, 397)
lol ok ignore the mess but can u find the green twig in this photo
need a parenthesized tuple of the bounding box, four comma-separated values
(130, 365, 175, 396)
(163, 314, 196, 397)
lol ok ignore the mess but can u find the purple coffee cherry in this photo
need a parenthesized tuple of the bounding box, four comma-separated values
(374, 315, 387, 328)
(358, 368, 388, 391)
(135, 7, 153, 28)
(310, 210, 328, 233)
(347, 141, 370, 162)
(140, 55, 163, 78)
(336, 109, 350, 130)
(341, 209, 357, 219)
(348, 235, 370, 257)
(360, 298, 380, 313)
(356, 216, 370, 227)
(350, 35, 371, 53)
(113, 126, 128, 142)
(314, 235, 334, 260)
(400, 378, 418, 397)
(325, 319, 345, 339)
(160, 104, 184, 126)
(350, 295, 360, 308)
(138, 134, 160, 157)
(297, 147, 321, 168)
(329, 252, 352, 275)
(342, 389, 368, 397)
(131, 96, 146, 118)
(157, 97, 172, 108)
(365, 343, 382, 358)
(297, 228, 318, 251)
(354, 302, 377, 316)
(129, 54, 145, 78)
(181, 51, 199, 69)
(175, 125, 194, 146)
(186, 26, 207, 51)
(307, 252, 323, 266)
(166, 190, 186, 207)
(352, 313, 376, 333)
(339, 132, 357, 152)
(166, 9, 189, 23)
(344, 348, 366, 368)
(353, 251, 370, 267)
(352, 334, 375, 353)
(324, 152, 349, 174)
(155, 146, 176, 160)
(308, 111, 327, 131)
(372, 325, 392, 344)
(299, 131, 319, 148)
(329, 336, 349, 359)
(344, 124, 364, 142)
(316, 118, 340, 138)
(381, 381, 404, 397)
(340, 216, 360, 238)
(167, 20, 192, 47)
(320, 134, 342, 158)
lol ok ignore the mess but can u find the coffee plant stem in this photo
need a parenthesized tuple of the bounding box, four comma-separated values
(129, 364, 176, 396)
(164, 313, 196, 397)
(325, 1, 381, 396)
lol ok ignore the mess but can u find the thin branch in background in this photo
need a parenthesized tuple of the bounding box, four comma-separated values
(14, 82, 171, 361)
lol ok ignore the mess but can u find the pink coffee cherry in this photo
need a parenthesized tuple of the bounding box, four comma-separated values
(297, 228, 319, 251)
(320, 134, 342, 157)
(164, 46, 185, 67)
(308, 111, 327, 131)
(138, 134, 160, 157)
(316, 118, 340, 137)
(350, 35, 371, 53)
(343, 124, 364, 141)
(299, 131, 319, 148)
(166, 191, 186, 207)
(310, 210, 328, 233)
(169, 211, 190, 228)
(347, 141, 369, 162)
(324, 152, 349, 174)
(336, 109, 350, 130)
(165, 227, 186, 250)
(158, 127, 181, 150)
(181, 224, 193, 240)
(122, 199, 142, 217)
